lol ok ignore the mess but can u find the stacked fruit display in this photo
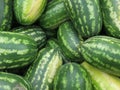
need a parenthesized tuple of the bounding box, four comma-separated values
(0, 0, 120, 90)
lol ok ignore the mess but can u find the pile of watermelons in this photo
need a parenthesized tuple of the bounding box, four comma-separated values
(0, 0, 120, 90)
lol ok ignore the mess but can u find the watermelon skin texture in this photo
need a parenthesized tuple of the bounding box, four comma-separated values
(100, 0, 120, 38)
(39, 0, 69, 30)
(53, 63, 92, 90)
(13, 26, 47, 49)
(0, 72, 32, 90)
(14, 0, 47, 25)
(0, 31, 38, 69)
(0, 0, 12, 31)
(80, 35, 120, 76)
(57, 21, 84, 62)
(25, 47, 62, 90)
(64, 0, 102, 38)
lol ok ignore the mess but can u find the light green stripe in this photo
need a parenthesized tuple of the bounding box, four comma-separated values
(40, 51, 62, 90)
(0, 76, 16, 83)
(0, 85, 11, 90)
(0, 36, 30, 45)
(34, 37, 44, 41)
(75, 73, 81, 89)
(0, 48, 29, 55)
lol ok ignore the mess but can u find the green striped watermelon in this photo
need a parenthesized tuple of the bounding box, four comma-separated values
(100, 0, 120, 38)
(57, 21, 84, 62)
(14, 0, 47, 25)
(13, 26, 47, 49)
(25, 47, 62, 90)
(0, 31, 38, 69)
(0, 72, 32, 90)
(53, 63, 92, 90)
(80, 35, 120, 76)
(64, 0, 102, 38)
(39, 0, 69, 30)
